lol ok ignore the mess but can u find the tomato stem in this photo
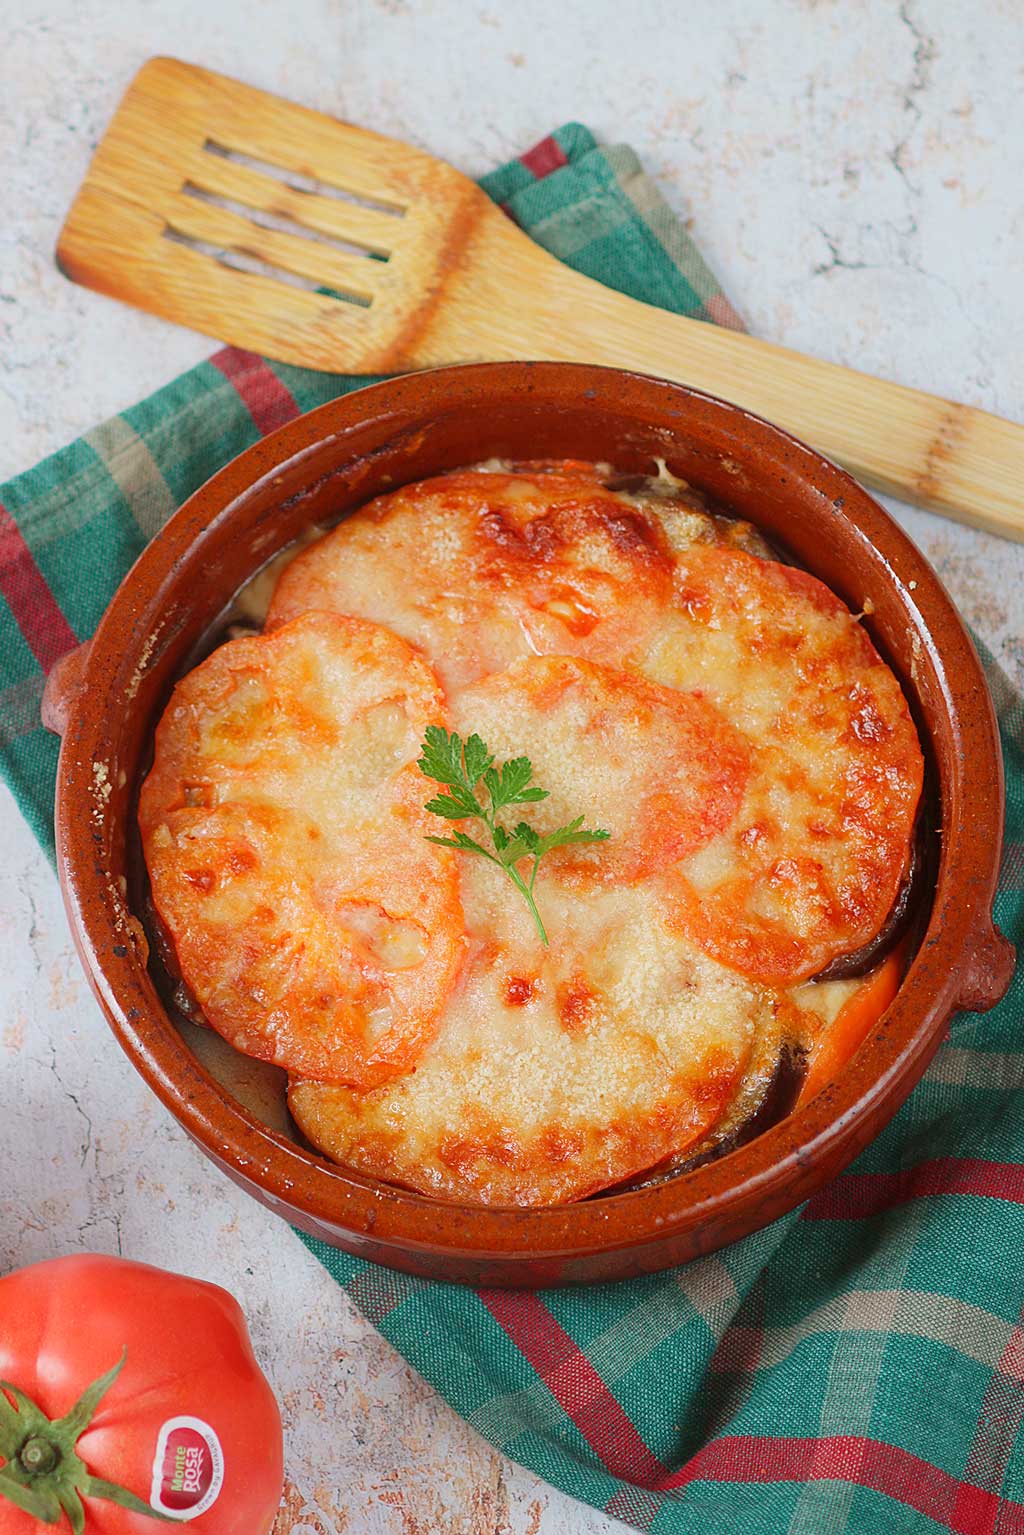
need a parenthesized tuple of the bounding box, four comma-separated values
(0, 1351, 174, 1527)
(19, 1435, 59, 1474)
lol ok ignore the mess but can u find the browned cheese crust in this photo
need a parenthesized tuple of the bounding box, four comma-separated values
(142, 466, 924, 1204)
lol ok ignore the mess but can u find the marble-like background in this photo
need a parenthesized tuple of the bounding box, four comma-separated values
(1, 3, 1020, 1531)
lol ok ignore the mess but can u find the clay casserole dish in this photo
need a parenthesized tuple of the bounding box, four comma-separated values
(43, 363, 1015, 1287)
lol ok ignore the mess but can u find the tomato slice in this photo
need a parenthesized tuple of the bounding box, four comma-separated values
(139, 613, 464, 1087)
(795, 948, 905, 1107)
(266, 469, 678, 689)
(452, 654, 751, 887)
(645, 543, 924, 983)
(288, 881, 770, 1207)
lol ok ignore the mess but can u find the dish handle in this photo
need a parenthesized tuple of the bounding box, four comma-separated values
(955, 920, 1016, 1013)
(41, 640, 92, 738)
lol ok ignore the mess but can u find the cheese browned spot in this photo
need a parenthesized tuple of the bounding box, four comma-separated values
(139, 613, 465, 1087)
(266, 471, 680, 689)
(606, 986, 806, 1191)
(289, 877, 783, 1206)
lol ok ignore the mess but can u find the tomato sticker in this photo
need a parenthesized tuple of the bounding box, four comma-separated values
(150, 1416, 225, 1520)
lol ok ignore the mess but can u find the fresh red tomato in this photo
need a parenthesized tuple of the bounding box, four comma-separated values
(0, 1255, 282, 1533)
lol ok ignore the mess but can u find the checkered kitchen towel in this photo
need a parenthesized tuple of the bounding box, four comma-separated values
(2, 122, 1022, 1534)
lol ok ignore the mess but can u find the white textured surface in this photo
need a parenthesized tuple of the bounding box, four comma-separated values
(0, 3, 1021, 1531)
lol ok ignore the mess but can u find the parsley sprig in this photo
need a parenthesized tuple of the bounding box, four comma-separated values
(417, 726, 610, 945)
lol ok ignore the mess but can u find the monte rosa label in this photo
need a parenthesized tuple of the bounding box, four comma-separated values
(150, 1416, 224, 1520)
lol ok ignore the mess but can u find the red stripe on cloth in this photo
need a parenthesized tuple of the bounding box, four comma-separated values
(804, 1158, 1024, 1221)
(477, 1289, 666, 1484)
(699, 1277, 765, 1443)
(708, 1278, 765, 1376)
(210, 347, 301, 436)
(658, 1434, 1023, 1533)
(703, 293, 747, 333)
(518, 135, 569, 180)
(0, 503, 78, 673)
(345, 1266, 420, 1327)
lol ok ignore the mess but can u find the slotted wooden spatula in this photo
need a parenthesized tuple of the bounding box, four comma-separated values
(58, 58, 1023, 540)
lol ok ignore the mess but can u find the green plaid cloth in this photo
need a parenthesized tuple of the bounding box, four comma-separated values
(2, 123, 1022, 1535)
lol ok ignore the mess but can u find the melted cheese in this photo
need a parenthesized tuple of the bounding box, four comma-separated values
(290, 872, 774, 1206)
(452, 655, 750, 886)
(143, 464, 924, 1205)
(267, 469, 921, 985)
(643, 545, 923, 981)
(266, 470, 681, 690)
(139, 613, 464, 1087)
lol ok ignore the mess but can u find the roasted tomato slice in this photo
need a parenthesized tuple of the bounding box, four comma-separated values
(644, 543, 924, 984)
(265, 469, 680, 689)
(289, 881, 769, 1207)
(452, 654, 751, 886)
(139, 613, 464, 1087)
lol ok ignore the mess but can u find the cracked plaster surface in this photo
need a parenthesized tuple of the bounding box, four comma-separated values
(1, 3, 1021, 1531)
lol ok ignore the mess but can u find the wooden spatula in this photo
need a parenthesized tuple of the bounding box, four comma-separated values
(58, 57, 1022, 541)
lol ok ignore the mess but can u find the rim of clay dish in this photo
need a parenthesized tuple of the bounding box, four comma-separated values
(52, 363, 1010, 1263)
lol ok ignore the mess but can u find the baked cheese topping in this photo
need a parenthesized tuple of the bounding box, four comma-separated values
(269, 470, 922, 986)
(139, 614, 464, 1087)
(141, 464, 924, 1206)
(645, 544, 923, 981)
(452, 655, 751, 886)
(267, 470, 678, 690)
(289, 874, 776, 1206)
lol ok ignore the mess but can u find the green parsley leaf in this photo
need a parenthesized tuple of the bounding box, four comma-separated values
(418, 728, 609, 944)
(461, 733, 494, 787)
(534, 816, 612, 859)
(483, 755, 541, 812)
(510, 821, 541, 854)
(424, 790, 480, 820)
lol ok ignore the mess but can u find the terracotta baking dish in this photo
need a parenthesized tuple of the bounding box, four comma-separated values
(43, 362, 1015, 1287)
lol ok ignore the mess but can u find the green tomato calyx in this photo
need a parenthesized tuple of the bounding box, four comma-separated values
(0, 1350, 173, 1531)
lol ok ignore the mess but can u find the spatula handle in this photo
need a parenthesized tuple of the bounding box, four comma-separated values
(571, 299, 1024, 541)
(445, 243, 1023, 541)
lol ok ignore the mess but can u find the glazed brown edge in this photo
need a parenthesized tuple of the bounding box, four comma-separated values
(49, 362, 1015, 1276)
(42, 640, 92, 737)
